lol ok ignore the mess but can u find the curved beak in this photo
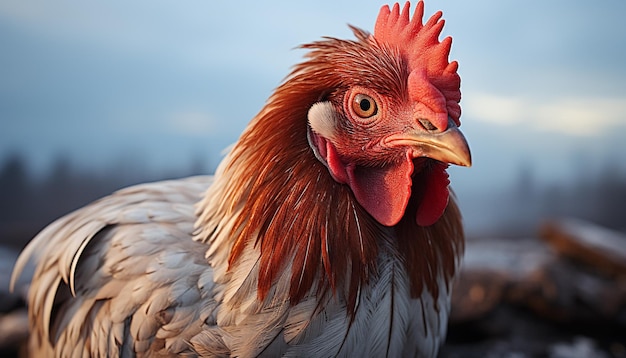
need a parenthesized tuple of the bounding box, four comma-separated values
(384, 118, 472, 167)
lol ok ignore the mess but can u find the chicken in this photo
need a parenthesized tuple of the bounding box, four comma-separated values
(11, 1, 471, 357)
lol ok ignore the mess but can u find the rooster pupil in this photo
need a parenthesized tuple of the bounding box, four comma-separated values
(360, 99, 371, 111)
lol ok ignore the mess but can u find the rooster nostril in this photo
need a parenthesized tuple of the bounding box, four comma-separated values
(418, 118, 438, 131)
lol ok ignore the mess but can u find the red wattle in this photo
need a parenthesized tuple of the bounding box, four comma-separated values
(346, 157, 413, 227)
(415, 163, 450, 226)
(313, 130, 450, 227)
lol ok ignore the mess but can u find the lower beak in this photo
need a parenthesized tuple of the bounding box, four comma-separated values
(384, 118, 472, 167)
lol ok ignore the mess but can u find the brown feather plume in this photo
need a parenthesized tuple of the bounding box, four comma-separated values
(202, 25, 463, 314)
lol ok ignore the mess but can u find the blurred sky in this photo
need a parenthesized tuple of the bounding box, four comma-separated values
(1, 0, 626, 224)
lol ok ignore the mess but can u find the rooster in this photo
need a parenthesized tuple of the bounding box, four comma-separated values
(11, 2, 471, 357)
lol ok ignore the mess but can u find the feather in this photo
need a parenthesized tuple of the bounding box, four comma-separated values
(13, 3, 469, 357)
(13, 177, 213, 356)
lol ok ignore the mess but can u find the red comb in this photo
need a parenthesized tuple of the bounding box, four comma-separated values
(374, 2, 461, 125)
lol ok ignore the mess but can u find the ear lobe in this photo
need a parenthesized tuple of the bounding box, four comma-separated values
(307, 102, 350, 184)
(307, 124, 350, 185)
(307, 101, 338, 141)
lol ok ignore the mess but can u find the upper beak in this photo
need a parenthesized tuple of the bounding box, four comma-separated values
(384, 118, 472, 167)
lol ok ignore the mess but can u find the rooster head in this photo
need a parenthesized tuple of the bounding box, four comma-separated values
(306, 1, 471, 227)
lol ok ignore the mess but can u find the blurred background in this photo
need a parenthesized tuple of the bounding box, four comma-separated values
(1, 0, 625, 243)
(1, 1, 625, 356)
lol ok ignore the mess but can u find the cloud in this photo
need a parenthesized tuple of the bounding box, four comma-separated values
(463, 93, 524, 126)
(464, 92, 626, 137)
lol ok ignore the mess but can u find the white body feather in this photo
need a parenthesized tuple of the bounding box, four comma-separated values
(12, 169, 454, 357)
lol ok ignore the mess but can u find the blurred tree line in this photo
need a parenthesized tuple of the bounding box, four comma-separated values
(484, 163, 626, 236)
(0, 154, 209, 249)
(0, 153, 625, 248)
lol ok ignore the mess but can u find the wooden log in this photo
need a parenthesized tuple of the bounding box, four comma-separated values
(449, 237, 554, 323)
(540, 218, 626, 276)
(451, 221, 626, 326)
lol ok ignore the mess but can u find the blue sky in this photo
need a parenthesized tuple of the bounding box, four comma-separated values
(1, 1, 626, 231)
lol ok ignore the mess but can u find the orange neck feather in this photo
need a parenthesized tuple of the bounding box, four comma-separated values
(199, 29, 464, 313)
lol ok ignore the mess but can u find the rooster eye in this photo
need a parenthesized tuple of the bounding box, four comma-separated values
(352, 93, 378, 119)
